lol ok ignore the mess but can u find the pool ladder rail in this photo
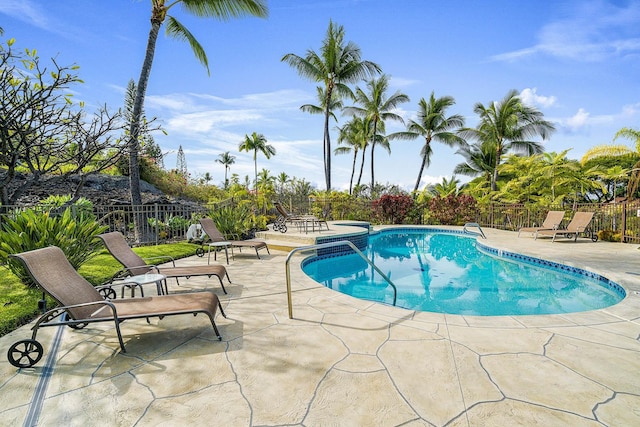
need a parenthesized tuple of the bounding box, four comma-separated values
(463, 222, 487, 239)
(285, 240, 397, 319)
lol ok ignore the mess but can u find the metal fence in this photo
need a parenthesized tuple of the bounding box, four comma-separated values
(2, 199, 640, 245)
(473, 201, 640, 243)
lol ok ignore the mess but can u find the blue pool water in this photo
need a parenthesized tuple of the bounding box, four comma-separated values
(302, 230, 625, 316)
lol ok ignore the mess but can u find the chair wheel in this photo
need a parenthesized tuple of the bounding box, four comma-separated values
(68, 322, 88, 329)
(279, 224, 287, 233)
(8, 339, 43, 368)
(196, 247, 205, 257)
(591, 234, 598, 242)
(99, 287, 117, 300)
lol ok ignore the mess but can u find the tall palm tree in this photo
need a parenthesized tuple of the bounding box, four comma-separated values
(459, 89, 555, 191)
(393, 92, 465, 192)
(454, 141, 496, 175)
(335, 116, 370, 194)
(344, 74, 409, 191)
(282, 20, 380, 190)
(216, 151, 236, 189)
(238, 132, 275, 191)
(128, 0, 267, 212)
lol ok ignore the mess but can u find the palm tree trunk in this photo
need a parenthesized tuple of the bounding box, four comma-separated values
(349, 150, 357, 195)
(492, 145, 502, 191)
(323, 98, 332, 191)
(370, 120, 378, 192)
(414, 154, 427, 193)
(356, 146, 367, 187)
(129, 19, 161, 241)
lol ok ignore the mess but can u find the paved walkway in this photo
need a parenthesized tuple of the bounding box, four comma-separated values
(1, 227, 639, 426)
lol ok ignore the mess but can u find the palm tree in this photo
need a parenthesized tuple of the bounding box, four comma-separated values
(127, 0, 267, 222)
(238, 132, 275, 191)
(275, 172, 291, 198)
(613, 127, 640, 198)
(459, 89, 555, 191)
(427, 176, 461, 197)
(335, 116, 370, 194)
(216, 151, 236, 189)
(344, 74, 409, 192)
(282, 20, 380, 190)
(393, 92, 465, 192)
(453, 141, 497, 182)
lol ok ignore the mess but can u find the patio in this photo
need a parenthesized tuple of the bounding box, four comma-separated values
(1, 226, 639, 426)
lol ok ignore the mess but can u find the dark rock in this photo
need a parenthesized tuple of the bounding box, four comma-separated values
(2, 172, 199, 207)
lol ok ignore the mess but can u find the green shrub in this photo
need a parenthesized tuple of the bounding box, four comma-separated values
(0, 208, 108, 286)
(207, 204, 254, 238)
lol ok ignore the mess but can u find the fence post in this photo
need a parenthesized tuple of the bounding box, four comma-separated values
(622, 200, 627, 243)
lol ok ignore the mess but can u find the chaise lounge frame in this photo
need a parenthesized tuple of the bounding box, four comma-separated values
(97, 231, 230, 294)
(6, 246, 226, 368)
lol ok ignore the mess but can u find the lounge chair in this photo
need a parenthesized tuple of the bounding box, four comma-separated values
(273, 201, 329, 233)
(199, 218, 269, 260)
(517, 210, 565, 237)
(97, 232, 230, 294)
(535, 211, 598, 242)
(6, 246, 226, 368)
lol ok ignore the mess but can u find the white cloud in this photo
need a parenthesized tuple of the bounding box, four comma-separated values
(565, 108, 591, 131)
(520, 88, 557, 108)
(0, 0, 48, 29)
(492, 0, 640, 62)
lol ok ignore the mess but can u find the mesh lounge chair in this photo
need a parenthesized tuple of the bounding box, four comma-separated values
(272, 201, 329, 233)
(199, 218, 269, 260)
(6, 246, 226, 368)
(97, 232, 230, 294)
(517, 210, 565, 237)
(535, 211, 598, 242)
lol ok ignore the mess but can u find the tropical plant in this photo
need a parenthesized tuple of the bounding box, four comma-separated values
(216, 151, 236, 189)
(282, 20, 381, 190)
(238, 132, 275, 191)
(372, 194, 414, 224)
(428, 194, 478, 225)
(335, 116, 371, 194)
(126, 0, 267, 236)
(459, 89, 555, 191)
(344, 74, 409, 192)
(427, 176, 461, 198)
(0, 208, 108, 286)
(393, 92, 465, 192)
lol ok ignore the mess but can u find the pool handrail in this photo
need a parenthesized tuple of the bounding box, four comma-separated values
(285, 240, 397, 319)
(463, 222, 487, 239)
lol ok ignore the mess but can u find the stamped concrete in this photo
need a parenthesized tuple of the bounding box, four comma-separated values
(1, 226, 639, 426)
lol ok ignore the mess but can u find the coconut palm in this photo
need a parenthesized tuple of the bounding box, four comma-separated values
(459, 89, 555, 191)
(282, 20, 380, 190)
(238, 132, 275, 191)
(335, 116, 371, 194)
(127, 0, 267, 212)
(393, 92, 465, 192)
(427, 176, 461, 197)
(344, 74, 409, 192)
(453, 141, 497, 182)
(216, 151, 236, 189)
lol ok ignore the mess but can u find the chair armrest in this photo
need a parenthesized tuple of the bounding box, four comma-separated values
(111, 265, 159, 280)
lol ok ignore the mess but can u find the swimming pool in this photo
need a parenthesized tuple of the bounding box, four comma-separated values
(301, 229, 625, 316)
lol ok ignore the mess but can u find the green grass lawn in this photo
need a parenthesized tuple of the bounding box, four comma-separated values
(0, 242, 201, 337)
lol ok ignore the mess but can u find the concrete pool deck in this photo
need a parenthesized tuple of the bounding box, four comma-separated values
(1, 226, 639, 426)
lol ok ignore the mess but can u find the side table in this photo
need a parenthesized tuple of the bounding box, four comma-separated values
(118, 273, 167, 297)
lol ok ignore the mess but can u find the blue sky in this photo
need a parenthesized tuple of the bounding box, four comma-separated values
(1, 0, 639, 191)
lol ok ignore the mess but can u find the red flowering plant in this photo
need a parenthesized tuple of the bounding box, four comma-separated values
(428, 194, 478, 225)
(372, 194, 415, 224)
